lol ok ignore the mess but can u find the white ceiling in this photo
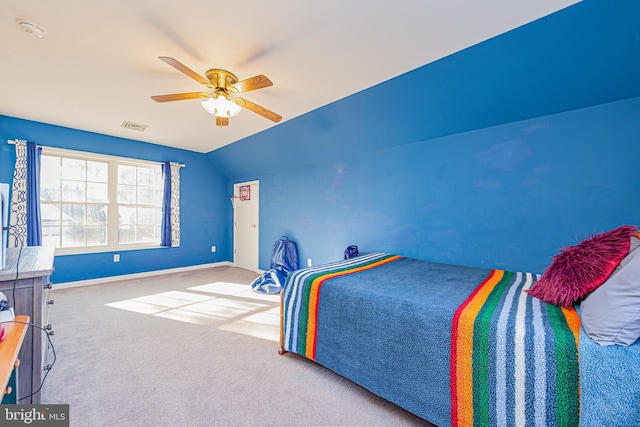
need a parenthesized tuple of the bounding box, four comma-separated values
(0, 0, 579, 153)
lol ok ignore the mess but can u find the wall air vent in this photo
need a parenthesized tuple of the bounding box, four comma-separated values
(121, 121, 148, 132)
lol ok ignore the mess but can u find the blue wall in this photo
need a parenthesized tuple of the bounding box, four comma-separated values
(220, 97, 640, 274)
(0, 116, 230, 283)
(207, 0, 640, 274)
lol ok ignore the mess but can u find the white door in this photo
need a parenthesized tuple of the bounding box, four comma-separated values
(233, 180, 259, 271)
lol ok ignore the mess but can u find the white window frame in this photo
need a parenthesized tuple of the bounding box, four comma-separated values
(41, 147, 165, 256)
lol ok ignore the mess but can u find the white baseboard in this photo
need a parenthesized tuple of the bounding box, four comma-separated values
(53, 261, 234, 290)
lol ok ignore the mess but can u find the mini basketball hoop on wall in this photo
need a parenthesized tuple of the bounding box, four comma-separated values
(230, 185, 251, 208)
(239, 185, 251, 201)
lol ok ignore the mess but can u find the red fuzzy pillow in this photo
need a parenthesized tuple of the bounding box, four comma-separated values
(527, 225, 637, 307)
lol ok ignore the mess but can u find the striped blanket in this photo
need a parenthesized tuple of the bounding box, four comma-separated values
(281, 253, 584, 426)
(282, 252, 402, 359)
(451, 270, 581, 427)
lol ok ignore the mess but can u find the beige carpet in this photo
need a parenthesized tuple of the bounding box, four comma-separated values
(41, 265, 435, 427)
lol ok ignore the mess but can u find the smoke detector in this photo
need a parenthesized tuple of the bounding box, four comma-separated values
(17, 19, 47, 38)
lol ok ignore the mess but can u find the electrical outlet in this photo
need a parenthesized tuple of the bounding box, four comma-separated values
(211, 246, 216, 252)
(307, 258, 312, 267)
(113, 254, 120, 262)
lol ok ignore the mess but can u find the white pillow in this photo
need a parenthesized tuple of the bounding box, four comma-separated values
(580, 237, 640, 346)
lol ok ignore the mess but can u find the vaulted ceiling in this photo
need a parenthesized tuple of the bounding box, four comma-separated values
(0, 0, 580, 153)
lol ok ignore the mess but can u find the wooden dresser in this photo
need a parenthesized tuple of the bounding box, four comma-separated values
(0, 246, 55, 404)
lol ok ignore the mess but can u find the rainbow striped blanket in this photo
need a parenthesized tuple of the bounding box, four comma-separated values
(282, 252, 402, 359)
(281, 253, 582, 426)
(451, 270, 581, 427)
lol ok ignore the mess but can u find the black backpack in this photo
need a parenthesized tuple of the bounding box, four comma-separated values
(344, 245, 359, 259)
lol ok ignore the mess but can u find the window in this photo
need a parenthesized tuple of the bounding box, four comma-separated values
(116, 164, 163, 245)
(40, 148, 163, 254)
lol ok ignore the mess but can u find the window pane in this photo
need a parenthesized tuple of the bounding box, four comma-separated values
(118, 227, 135, 244)
(137, 167, 155, 186)
(61, 158, 86, 181)
(41, 156, 61, 182)
(87, 205, 107, 226)
(136, 225, 158, 242)
(61, 180, 85, 202)
(41, 203, 61, 226)
(118, 206, 136, 225)
(153, 188, 163, 206)
(42, 226, 60, 249)
(87, 182, 108, 203)
(118, 184, 136, 204)
(137, 186, 153, 205)
(87, 161, 108, 183)
(61, 225, 85, 247)
(118, 165, 136, 185)
(154, 208, 163, 224)
(151, 169, 162, 190)
(86, 226, 107, 246)
(137, 207, 156, 224)
(62, 204, 85, 225)
(41, 179, 61, 202)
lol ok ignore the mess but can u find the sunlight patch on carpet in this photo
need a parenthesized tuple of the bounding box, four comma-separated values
(153, 309, 214, 324)
(105, 281, 280, 341)
(201, 297, 269, 311)
(131, 294, 198, 308)
(156, 290, 214, 302)
(105, 300, 168, 314)
(243, 311, 279, 326)
(188, 282, 248, 295)
(181, 302, 247, 318)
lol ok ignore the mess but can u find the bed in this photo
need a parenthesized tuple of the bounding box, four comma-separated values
(278, 251, 640, 427)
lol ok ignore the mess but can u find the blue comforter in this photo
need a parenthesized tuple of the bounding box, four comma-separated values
(281, 253, 640, 426)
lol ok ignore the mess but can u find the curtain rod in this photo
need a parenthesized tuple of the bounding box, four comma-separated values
(7, 139, 185, 167)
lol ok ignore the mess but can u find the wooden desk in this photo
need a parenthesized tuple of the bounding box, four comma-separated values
(0, 315, 30, 402)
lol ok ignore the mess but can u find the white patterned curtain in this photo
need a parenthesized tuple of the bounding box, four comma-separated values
(8, 140, 27, 247)
(169, 162, 181, 247)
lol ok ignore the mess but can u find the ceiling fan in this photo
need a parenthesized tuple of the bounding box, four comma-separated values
(151, 56, 282, 127)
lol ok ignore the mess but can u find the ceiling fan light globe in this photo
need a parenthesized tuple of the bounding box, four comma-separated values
(201, 97, 217, 115)
(227, 101, 242, 117)
(201, 95, 241, 118)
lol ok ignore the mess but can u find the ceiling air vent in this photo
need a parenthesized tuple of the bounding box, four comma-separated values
(16, 19, 47, 38)
(121, 121, 148, 132)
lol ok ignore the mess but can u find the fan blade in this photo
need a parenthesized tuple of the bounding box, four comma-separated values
(234, 98, 282, 123)
(151, 92, 208, 102)
(229, 75, 273, 93)
(158, 56, 212, 88)
(216, 116, 229, 127)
